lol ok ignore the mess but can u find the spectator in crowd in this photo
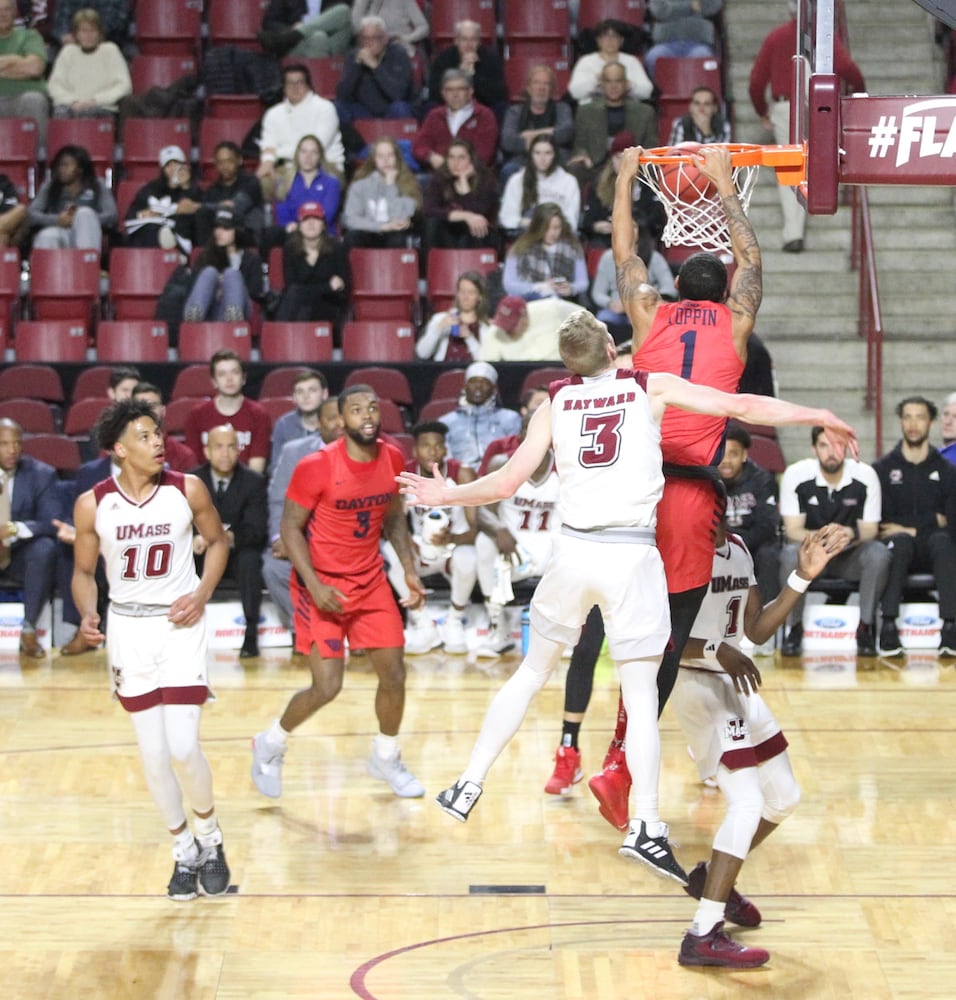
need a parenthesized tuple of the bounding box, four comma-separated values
(738, 332, 777, 397)
(873, 396, 956, 658)
(273, 134, 342, 239)
(422, 138, 499, 253)
(351, 0, 427, 59)
(499, 135, 581, 237)
(273, 201, 350, 329)
(258, 0, 352, 59)
(341, 136, 421, 248)
(0, 170, 26, 246)
(476, 384, 551, 475)
(718, 422, 781, 605)
(668, 86, 731, 144)
(580, 131, 666, 249)
(567, 62, 658, 189)
(269, 368, 329, 471)
(413, 68, 498, 171)
(416, 270, 493, 362)
(197, 141, 265, 248)
(181, 208, 265, 324)
(427, 19, 507, 118)
(52, 0, 129, 50)
(131, 382, 198, 473)
(502, 203, 588, 303)
(437, 361, 522, 469)
(29, 143, 116, 249)
(0, 417, 58, 658)
(47, 7, 130, 118)
(184, 349, 272, 476)
(335, 15, 416, 125)
(941, 391, 956, 465)
(749, 0, 864, 252)
(568, 19, 653, 105)
(0, 0, 48, 142)
(124, 145, 201, 253)
(499, 64, 574, 182)
(477, 294, 577, 363)
(778, 426, 890, 657)
(257, 63, 345, 202)
(591, 234, 675, 339)
(192, 425, 268, 660)
(644, 0, 722, 80)
(385, 420, 478, 656)
(262, 396, 343, 629)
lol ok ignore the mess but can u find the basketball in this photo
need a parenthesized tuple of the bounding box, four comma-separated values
(657, 142, 718, 205)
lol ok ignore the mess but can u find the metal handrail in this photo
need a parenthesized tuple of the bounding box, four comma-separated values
(850, 186, 884, 454)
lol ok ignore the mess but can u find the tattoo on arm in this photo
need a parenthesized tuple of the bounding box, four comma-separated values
(723, 194, 762, 321)
(615, 258, 650, 303)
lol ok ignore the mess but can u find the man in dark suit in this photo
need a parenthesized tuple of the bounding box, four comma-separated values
(0, 418, 58, 657)
(192, 425, 268, 658)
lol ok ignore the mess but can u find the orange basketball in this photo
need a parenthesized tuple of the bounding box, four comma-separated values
(657, 142, 717, 205)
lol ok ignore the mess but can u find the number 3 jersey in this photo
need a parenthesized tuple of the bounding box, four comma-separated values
(93, 470, 200, 607)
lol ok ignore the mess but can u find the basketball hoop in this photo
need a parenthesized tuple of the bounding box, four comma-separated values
(638, 143, 807, 253)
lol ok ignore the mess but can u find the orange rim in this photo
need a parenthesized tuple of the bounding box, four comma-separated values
(640, 142, 807, 185)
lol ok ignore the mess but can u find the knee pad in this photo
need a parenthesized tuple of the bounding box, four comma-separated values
(759, 754, 801, 824)
(713, 765, 764, 859)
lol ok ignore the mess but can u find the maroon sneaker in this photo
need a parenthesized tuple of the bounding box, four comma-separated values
(587, 745, 632, 831)
(678, 921, 769, 968)
(684, 861, 762, 928)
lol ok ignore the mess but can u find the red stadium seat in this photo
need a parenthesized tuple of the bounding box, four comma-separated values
(586, 245, 606, 279)
(207, 0, 270, 50)
(425, 248, 499, 315)
(348, 248, 420, 321)
(520, 367, 570, 399)
(287, 57, 346, 97)
(343, 367, 413, 407)
(417, 397, 460, 424)
(63, 397, 111, 436)
(387, 431, 415, 462)
(504, 53, 571, 103)
(746, 434, 786, 475)
(259, 366, 310, 400)
(20, 433, 81, 474)
(267, 245, 285, 292)
(71, 365, 114, 402)
(96, 321, 170, 363)
(341, 321, 416, 362)
(28, 248, 101, 325)
(654, 56, 723, 143)
(46, 118, 116, 185)
(0, 247, 21, 329)
(578, 0, 646, 30)
(132, 1, 203, 58)
(176, 323, 252, 363)
(205, 94, 266, 120)
(430, 0, 496, 48)
(375, 397, 407, 434)
(503, 4, 571, 43)
(0, 363, 64, 402)
(163, 396, 203, 434)
(259, 322, 334, 363)
(429, 368, 467, 403)
(352, 118, 419, 146)
(15, 321, 88, 362)
(171, 364, 212, 400)
(0, 397, 56, 433)
(108, 249, 183, 320)
(0, 118, 39, 198)
(128, 54, 200, 93)
(121, 119, 192, 181)
(259, 396, 295, 424)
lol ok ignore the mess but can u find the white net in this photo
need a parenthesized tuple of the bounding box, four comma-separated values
(639, 159, 760, 253)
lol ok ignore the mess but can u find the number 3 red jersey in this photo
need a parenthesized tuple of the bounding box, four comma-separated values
(636, 300, 743, 465)
(286, 437, 405, 587)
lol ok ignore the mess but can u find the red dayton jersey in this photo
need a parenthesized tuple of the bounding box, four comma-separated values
(636, 299, 743, 466)
(286, 437, 404, 586)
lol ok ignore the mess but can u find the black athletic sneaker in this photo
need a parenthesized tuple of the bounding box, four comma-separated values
(856, 622, 877, 657)
(781, 624, 803, 657)
(197, 842, 231, 896)
(879, 620, 904, 657)
(619, 821, 688, 885)
(167, 857, 199, 901)
(939, 621, 956, 658)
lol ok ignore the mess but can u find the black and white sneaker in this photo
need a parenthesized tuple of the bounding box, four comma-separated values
(619, 820, 688, 885)
(197, 841, 231, 896)
(167, 855, 199, 901)
(939, 621, 956, 658)
(435, 779, 482, 822)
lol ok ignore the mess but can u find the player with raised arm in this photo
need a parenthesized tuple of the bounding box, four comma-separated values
(72, 399, 232, 902)
(398, 310, 856, 884)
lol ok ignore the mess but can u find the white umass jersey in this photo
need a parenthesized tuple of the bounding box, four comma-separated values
(499, 466, 561, 553)
(550, 368, 663, 532)
(93, 471, 201, 608)
(685, 533, 757, 672)
(407, 463, 471, 537)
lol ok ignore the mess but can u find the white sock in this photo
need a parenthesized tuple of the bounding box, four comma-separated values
(374, 733, 399, 760)
(193, 813, 220, 847)
(632, 819, 667, 838)
(692, 897, 726, 936)
(172, 828, 198, 862)
(267, 719, 289, 748)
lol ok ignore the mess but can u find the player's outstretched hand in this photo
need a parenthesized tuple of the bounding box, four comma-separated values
(717, 643, 762, 696)
(819, 414, 859, 461)
(78, 611, 105, 647)
(799, 524, 851, 578)
(396, 464, 446, 507)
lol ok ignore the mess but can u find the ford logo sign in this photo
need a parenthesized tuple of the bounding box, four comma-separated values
(814, 617, 847, 629)
(903, 615, 937, 627)
(0, 616, 23, 627)
(233, 615, 265, 626)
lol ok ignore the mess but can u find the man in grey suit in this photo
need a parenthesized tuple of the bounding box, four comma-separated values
(0, 419, 58, 657)
(262, 397, 343, 630)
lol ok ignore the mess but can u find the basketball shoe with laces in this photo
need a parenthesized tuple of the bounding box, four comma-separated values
(678, 921, 769, 968)
(251, 732, 286, 798)
(683, 860, 762, 927)
(619, 820, 688, 885)
(368, 750, 425, 797)
(587, 744, 631, 831)
(436, 779, 482, 821)
(167, 846, 199, 902)
(197, 837, 231, 896)
(544, 745, 583, 795)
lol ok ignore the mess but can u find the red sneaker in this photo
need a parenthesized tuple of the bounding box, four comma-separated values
(684, 861, 762, 928)
(587, 747, 632, 831)
(678, 922, 769, 968)
(544, 745, 583, 795)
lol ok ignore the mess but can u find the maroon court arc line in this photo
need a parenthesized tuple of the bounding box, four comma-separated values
(349, 918, 663, 999)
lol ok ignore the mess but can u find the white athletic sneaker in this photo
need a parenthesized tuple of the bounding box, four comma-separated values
(251, 732, 286, 798)
(441, 608, 468, 654)
(404, 618, 442, 655)
(436, 779, 483, 822)
(475, 607, 515, 658)
(368, 751, 425, 797)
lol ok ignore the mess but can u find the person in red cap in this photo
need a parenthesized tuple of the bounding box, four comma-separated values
(478, 294, 577, 363)
(274, 199, 350, 328)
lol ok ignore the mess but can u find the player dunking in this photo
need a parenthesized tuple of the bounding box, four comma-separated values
(251, 385, 428, 800)
(576, 144, 766, 830)
(399, 311, 856, 884)
(72, 400, 232, 902)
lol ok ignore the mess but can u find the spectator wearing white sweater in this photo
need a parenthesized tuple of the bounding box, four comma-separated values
(499, 135, 581, 237)
(47, 8, 130, 117)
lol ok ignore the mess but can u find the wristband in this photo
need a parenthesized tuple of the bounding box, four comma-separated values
(702, 639, 721, 664)
(787, 570, 811, 594)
